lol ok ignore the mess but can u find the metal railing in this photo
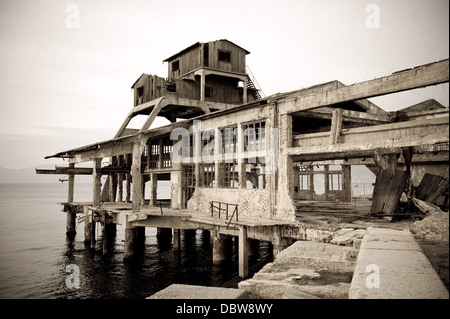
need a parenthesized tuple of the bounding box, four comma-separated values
(210, 201, 238, 229)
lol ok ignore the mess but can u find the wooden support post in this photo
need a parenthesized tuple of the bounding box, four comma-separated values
(117, 155, 124, 202)
(173, 229, 181, 251)
(90, 213, 96, 249)
(239, 226, 249, 278)
(66, 207, 76, 236)
(83, 206, 90, 244)
(68, 163, 75, 203)
(93, 158, 102, 207)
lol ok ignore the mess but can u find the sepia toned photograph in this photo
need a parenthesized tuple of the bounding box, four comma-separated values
(0, 0, 448, 313)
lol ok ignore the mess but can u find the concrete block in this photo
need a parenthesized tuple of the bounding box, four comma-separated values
(349, 227, 449, 299)
(147, 284, 248, 299)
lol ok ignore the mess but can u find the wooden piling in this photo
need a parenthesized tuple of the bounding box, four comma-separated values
(66, 208, 76, 236)
(90, 213, 96, 249)
(173, 229, 181, 251)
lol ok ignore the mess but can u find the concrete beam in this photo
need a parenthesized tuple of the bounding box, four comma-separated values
(276, 59, 449, 115)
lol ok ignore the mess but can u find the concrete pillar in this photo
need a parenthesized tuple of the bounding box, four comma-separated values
(272, 237, 289, 258)
(131, 140, 145, 212)
(324, 165, 329, 201)
(212, 231, 228, 265)
(200, 69, 206, 102)
(149, 173, 157, 206)
(124, 223, 137, 260)
(239, 226, 249, 278)
(173, 229, 181, 251)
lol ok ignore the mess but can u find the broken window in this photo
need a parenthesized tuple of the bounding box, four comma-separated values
(222, 126, 237, 155)
(218, 50, 231, 63)
(136, 86, 144, 105)
(148, 139, 160, 169)
(166, 82, 177, 93)
(221, 161, 238, 188)
(329, 173, 342, 191)
(172, 60, 180, 72)
(161, 136, 173, 168)
(245, 158, 266, 189)
(243, 121, 266, 152)
(201, 163, 215, 187)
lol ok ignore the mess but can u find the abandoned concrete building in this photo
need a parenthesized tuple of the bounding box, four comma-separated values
(37, 39, 449, 279)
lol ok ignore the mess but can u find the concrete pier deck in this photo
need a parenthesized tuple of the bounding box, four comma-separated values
(349, 227, 449, 299)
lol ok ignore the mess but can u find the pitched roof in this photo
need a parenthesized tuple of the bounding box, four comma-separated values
(163, 39, 250, 62)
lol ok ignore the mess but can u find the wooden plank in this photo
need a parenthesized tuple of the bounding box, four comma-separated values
(276, 59, 449, 115)
(370, 169, 408, 215)
(36, 166, 130, 175)
(415, 173, 449, 203)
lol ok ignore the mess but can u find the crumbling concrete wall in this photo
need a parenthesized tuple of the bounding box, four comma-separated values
(411, 211, 449, 242)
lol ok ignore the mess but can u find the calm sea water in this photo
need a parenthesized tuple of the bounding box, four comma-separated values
(0, 183, 271, 299)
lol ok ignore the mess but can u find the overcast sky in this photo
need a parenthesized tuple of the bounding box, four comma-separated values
(0, 0, 448, 169)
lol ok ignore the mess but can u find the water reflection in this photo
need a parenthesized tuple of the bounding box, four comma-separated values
(58, 227, 272, 299)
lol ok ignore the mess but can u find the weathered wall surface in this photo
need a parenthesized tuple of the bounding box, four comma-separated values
(187, 187, 271, 219)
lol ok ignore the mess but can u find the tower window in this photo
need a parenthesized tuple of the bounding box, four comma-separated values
(218, 50, 231, 63)
(172, 60, 180, 71)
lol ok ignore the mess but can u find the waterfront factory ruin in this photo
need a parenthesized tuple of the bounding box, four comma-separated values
(37, 40, 449, 278)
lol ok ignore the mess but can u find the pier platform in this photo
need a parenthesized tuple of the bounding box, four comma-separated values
(349, 227, 449, 299)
